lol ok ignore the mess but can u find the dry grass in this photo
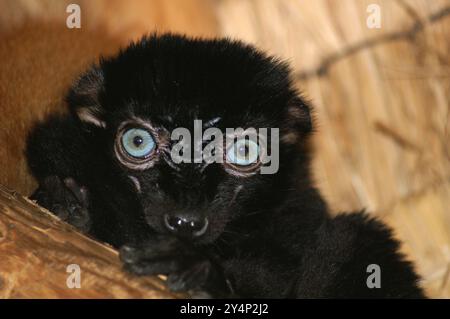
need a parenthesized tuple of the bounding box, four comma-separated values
(0, 0, 448, 297)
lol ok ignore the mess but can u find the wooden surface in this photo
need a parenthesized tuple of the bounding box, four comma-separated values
(0, 184, 180, 298)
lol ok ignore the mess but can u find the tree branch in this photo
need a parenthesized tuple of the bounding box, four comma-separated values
(0, 184, 182, 298)
(295, 5, 450, 80)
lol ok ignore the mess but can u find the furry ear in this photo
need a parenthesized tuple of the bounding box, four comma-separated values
(281, 96, 313, 145)
(67, 65, 106, 128)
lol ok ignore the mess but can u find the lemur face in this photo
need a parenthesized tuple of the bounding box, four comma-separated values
(68, 34, 312, 244)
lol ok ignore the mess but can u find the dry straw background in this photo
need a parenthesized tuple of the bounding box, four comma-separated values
(0, 0, 449, 298)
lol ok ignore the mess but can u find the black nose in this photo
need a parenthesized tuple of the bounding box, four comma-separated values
(164, 214, 208, 238)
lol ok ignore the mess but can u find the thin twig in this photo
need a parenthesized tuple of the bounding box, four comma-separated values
(295, 6, 450, 80)
(373, 121, 422, 152)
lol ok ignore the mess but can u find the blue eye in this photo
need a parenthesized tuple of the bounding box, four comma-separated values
(226, 139, 259, 166)
(121, 128, 156, 158)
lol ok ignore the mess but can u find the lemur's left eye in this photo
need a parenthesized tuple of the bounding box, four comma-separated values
(121, 128, 156, 158)
(226, 139, 259, 166)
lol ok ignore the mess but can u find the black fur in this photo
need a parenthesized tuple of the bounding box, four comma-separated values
(26, 34, 424, 298)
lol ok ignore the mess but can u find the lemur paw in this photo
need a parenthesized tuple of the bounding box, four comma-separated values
(119, 236, 222, 295)
(31, 176, 91, 233)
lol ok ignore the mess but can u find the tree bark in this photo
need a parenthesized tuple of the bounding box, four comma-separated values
(0, 184, 182, 298)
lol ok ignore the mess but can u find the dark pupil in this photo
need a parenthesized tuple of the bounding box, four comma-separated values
(238, 144, 249, 157)
(133, 135, 144, 147)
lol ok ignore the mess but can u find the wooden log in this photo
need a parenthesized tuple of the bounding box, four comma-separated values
(0, 184, 182, 298)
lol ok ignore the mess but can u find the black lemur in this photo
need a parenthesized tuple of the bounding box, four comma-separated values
(26, 34, 424, 298)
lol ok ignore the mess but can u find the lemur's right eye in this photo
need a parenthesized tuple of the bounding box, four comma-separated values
(114, 120, 161, 170)
(121, 128, 156, 158)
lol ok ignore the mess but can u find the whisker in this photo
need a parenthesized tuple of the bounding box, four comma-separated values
(228, 185, 243, 207)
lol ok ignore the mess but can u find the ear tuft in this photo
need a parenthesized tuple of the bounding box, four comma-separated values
(67, 65, 106, 128)
(281, 97, 313, 144)
(76, 106, 106, 128)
